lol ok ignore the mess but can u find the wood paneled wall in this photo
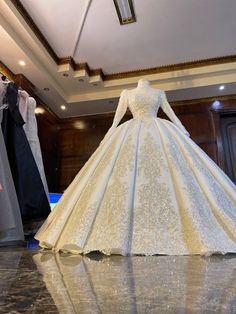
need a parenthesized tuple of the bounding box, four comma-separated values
(36, 103, 60, 192)
(55, 98, 236, 192)
(36, 97, 236, 192)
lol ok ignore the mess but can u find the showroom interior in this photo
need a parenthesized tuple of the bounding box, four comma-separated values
(1, 0, 236, 313)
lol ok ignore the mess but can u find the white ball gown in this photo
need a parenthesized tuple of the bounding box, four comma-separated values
(35, 79, 236, 256)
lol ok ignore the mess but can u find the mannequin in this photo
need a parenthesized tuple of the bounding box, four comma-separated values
(35, 78, 236, 256)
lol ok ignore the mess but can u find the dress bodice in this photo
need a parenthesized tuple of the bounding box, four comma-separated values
(103, 79, 190, 141)
(127, 88, 161, 119)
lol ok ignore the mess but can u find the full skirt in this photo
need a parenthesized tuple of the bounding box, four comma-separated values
(35, 118, 236, 255)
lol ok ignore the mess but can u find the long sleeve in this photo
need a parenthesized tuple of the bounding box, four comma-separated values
(100, 90, 128, 144)
(110, 90, 128, 128)
(160, 91, 190, 137)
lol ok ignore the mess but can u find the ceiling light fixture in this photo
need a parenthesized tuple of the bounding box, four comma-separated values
(113, 0, 136, 25)
(61, 105, 66, 110)
(219, 85, 225, 90)
(19, 60, 26, 66)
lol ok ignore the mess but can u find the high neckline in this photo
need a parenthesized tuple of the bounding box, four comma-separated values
(137, 79, 151, 88)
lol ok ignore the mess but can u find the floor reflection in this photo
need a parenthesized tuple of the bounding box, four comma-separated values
(1, 248, 236, 313)
(34, 252, 236, 313)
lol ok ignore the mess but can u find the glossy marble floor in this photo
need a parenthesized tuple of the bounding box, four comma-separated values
(1, 246, 236, 313)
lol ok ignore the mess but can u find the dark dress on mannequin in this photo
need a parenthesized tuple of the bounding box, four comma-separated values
(1, 82, 50, 222)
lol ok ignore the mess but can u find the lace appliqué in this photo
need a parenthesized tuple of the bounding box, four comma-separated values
(84, 121, 138, 254)
(165, 124, 236, 253)
(133, 125, 186, 255)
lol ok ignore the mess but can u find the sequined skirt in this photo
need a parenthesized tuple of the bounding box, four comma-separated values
(35, 118, 236, 256)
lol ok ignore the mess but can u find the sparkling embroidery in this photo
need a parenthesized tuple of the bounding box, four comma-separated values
(84, 120, 138, 254)
(134, 126, 187, 255)
(36, 85, 236, 256)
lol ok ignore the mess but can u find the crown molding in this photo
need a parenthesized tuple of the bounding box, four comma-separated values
(58, 55, 236, 81)
(9, 0, 236, 83)
(105, 55, 236, 80)
(58, 58, 105, 78)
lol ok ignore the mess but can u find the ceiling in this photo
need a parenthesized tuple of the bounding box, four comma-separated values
(0, 0, 236, 118)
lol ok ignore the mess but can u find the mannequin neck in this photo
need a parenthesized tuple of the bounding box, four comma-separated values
(137, 79, 151, 88)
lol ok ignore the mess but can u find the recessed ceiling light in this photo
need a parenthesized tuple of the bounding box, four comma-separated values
(63, 73, 69, 77)
(61, 105, 66, 110)
(43, 87, 50, 91)
(219, 85, 225, 90)
(19, 60, 26, 66)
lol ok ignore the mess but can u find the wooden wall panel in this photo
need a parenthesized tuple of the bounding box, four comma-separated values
(220, 113, 236, 184)
(36, 106, 60, 192)
(36, 97, 236, 192)
(171, 103, 218, 162)
(58, 117, 114, 191)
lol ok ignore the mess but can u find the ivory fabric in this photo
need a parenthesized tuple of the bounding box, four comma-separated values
(35, 80, 236, 256)
(24, 97, 49, 200)
(18, 90, 29, 122)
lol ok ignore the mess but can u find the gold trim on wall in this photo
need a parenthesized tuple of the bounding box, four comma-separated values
(59, 55, 236, 81)
(104, 55, 236, 80)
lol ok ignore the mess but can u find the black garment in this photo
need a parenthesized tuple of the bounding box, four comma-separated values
(1, 83, 50, 221)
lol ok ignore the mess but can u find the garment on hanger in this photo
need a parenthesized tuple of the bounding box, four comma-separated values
(18, 89, 29, 122)
(35, 79, 236, 256)
(1, 82, 50, 222)
(0, 92, 24, 242)
(24, 97, 49, 200)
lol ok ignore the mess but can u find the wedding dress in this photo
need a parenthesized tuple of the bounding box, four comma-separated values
(35, 79, 236, 256)
(24, 97, 49, 200)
